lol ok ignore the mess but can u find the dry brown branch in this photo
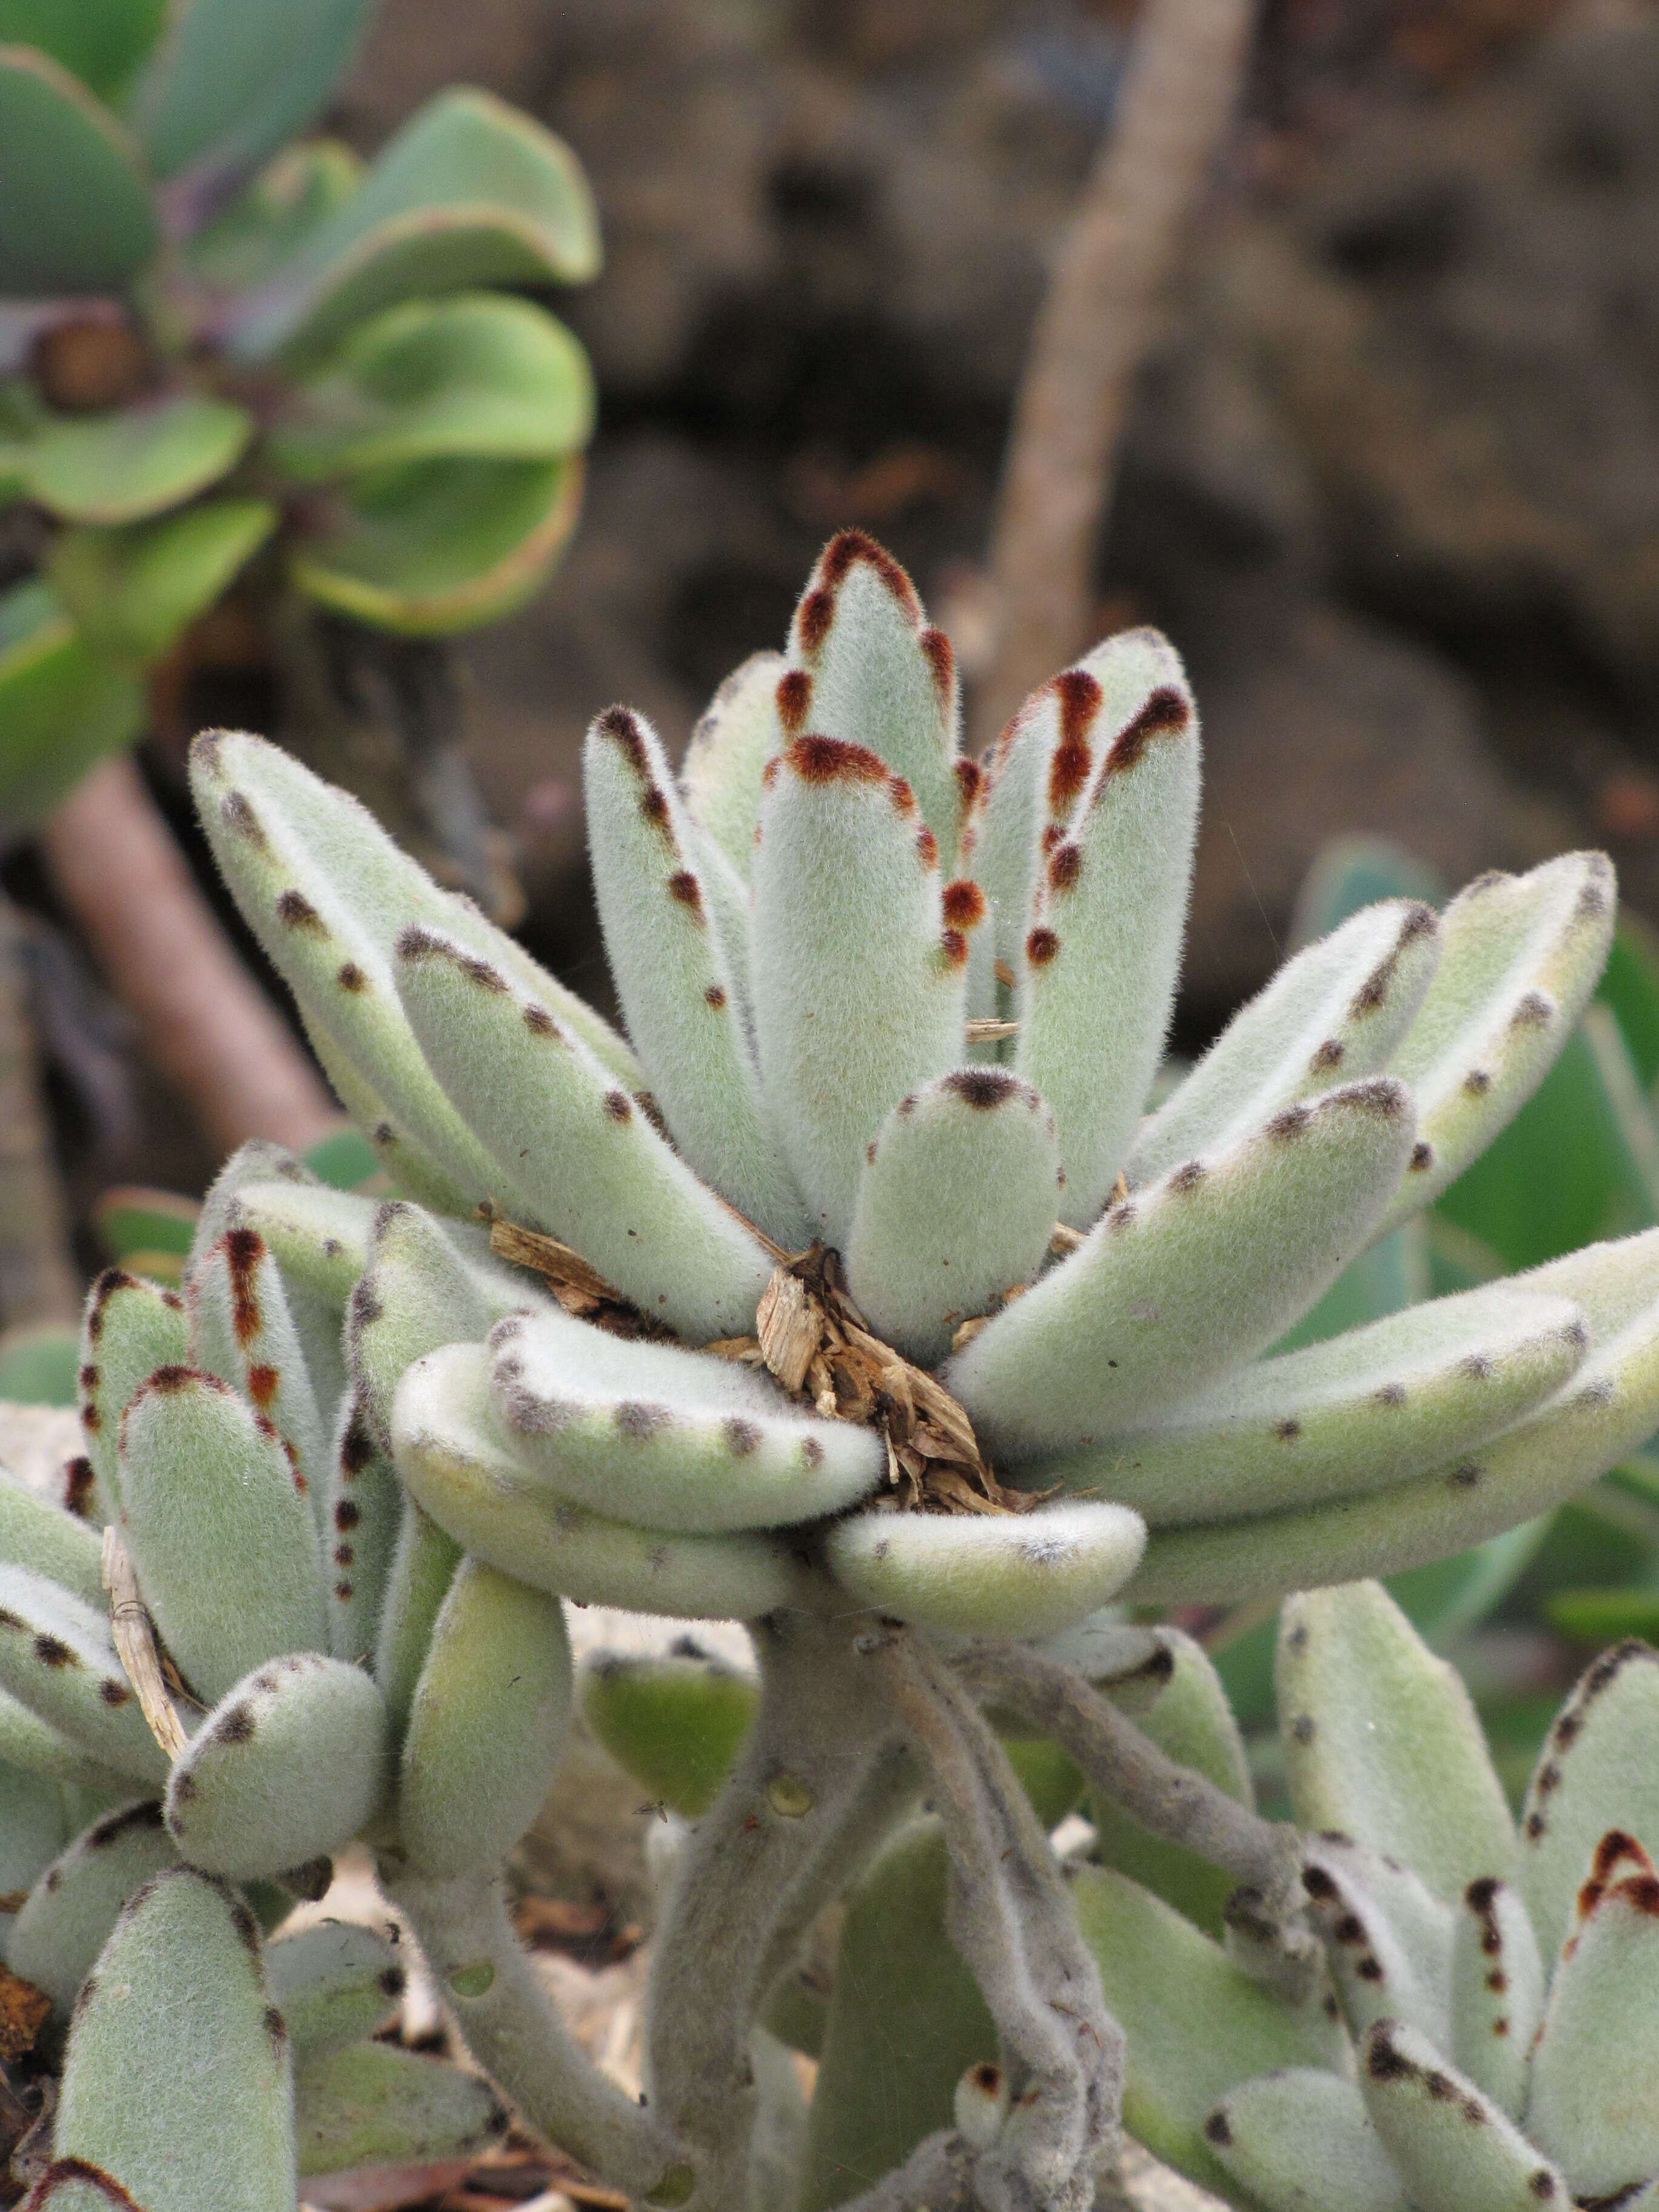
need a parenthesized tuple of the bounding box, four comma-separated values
(975, 0, 1259, 745)
(41, 754, 340, 1157)
(0, 896, 78, 1328)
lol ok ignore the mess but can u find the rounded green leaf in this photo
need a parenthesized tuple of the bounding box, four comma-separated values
(18, 394, 252, 524)
(226, 89, 602, 366)
(182, 138, 363, 291)
(0, 0, 165, 99)
(0, 1322, 79, 1409)
(8, 1798, 176, 2016)
(264, 1920, 402, 2056)
(126, 0, 373, 182)
(49, 498, 276, 662)
(0, 47, 157, 293)
(273, 292, 594, 481)
(0, 578, 144, 836)
(292, 2040, 506, 2176)
(580, 1651, 757, 1820)
(53, 1866, 297, 2212)
(290, 453, 581, 635)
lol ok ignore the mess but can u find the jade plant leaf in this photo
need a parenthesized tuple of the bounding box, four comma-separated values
(10, 393, 252, 525)
(0, 0, 165, 100)
(49, 498, 275, 663)
(288, 454, 581, 635)
(125, 0, 374, 183)
(0, 578, 145, 838)
(225, 89, 602, 365)
(272, 292, 594, 480)
(0, 48, 158, 293)
(182, 138, 363, 291)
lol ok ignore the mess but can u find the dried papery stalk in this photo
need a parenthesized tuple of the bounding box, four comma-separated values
(975, 0, 1259, 743)
(645, 1606, 916, 2212)
(486, 1216, 671, 1341)
(870, 1625, 1122, 2210)
(101, 1527, 188, 1761)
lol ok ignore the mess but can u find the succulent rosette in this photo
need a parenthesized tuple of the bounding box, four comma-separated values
(180, 528, 1659, 1646)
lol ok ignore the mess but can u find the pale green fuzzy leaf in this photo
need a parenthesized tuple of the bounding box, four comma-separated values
(783, 532, 961, 860)
(182, 138, 363, 290)
(190, 731, 639, 1207)
(1519, 1638, 1659, 1966)
(679, 650, 785, 882)
(372, 1501, 460, 1741)
(825, 1497, 1145, 1640)
(226, 1178, 378, 1307)
(54, 1868, 295, 2212)
(304, 1022, 483, 1213)
(348, 1199, 512, 1447)
(8, 1799, 175, 2016)
(76, 1266, 187, 1515)
(1278, 1581, 1516, 1904)
(685, 820, 754, 1024)
(189, 1139, 323, 1278)
(1016, 631, 1199, 1224)
(292, 2039, 506, 2175)
(1130, 899, 1441, 1191)
(227, 88, 602, 364)
(273, 291, 593, 480)
(845, 1068, 1061, 1365)
(119, 1369, 325, 1708)
(971, 661, 1080, 988)
(1376, 852, 1616, 1231)
(0, 1691, 119, 1789)
(1042, 1284, 1587, 1527)
(391, 1343, 804, 1621)
(0, 49, 156, 292)
(289, 452, 581, 637)
(1126, 1230, 1659, 1604)
(585, 706, 808, 1245)
(165, 1653, 389, 1879)
(127, 0, 371, 180)
(579, 1649, 757, 1820)
(322, 1393, 400, 1667)
(1091, 1629, 1253, 1939)
(0, 1566, 167, 1785)
(0, 1468, 104, 1609)
(0, 1760, 69, 1903)
(947, 1078, 1416, 1456)
(1358, 2019, 1566, 2212)
(751, 735, 977, 1248)
(49, 500, 276, 666)
(798, 1820, 992, 2212)
(488, 1309, 882, 1532)
(265, 1920, 401, 2056)
(1301, 1835, 1453, 2045)
(1205, 2070, 1409, 2212)
(15, 395, 250, 527)
(1071, 1862, 1346, 2199)
(395, 928, 775, 1341)
(189, 1228, 329, 1513)
(398, 1558, 571, 1875)
(1449, 1877, 1543, 2120)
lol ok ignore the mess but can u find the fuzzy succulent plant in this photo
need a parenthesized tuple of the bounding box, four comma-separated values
(0, 0, 597, 831)
(1077, 1580, 1659, 2212)
(3, 528, 1659, 2208)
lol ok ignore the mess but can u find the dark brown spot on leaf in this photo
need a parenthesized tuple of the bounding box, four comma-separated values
(942, 879, 986, 929)
(337, 962, 366, 992)
(603, 1089, 632, 1122)
(1106, 686, 1190, 774)
(1026, 926, 1059, 968)
(944, 1068, 1017, 1110)
(276, 890, 326, 933)
(786, 732, 887, 786)
(595, 705, 650, 774)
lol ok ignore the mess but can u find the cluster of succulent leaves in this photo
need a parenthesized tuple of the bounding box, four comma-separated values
(5, 529, 1659, 2205)
(0, 0, 598, 831)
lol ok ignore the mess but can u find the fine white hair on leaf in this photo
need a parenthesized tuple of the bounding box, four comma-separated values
(1205, 2070, 1409, 2212)
(678, 648, 786, 883)
(188, 1227, 330, 1533)
(1448, 1877, 1542, 2122)
(1358, 2017, 1567, 2211)
(0, 1564, 170, 1786)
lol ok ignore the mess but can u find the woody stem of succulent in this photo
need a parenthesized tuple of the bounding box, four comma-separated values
(645, 1598, 916, 2211)
(952, 1641, 1302, 1914)
(41, 755, 341, 1156)
(385, 1867, 686, 2200)
(975, 0, 1258, 744)
(871, 1626, 1122, 2212)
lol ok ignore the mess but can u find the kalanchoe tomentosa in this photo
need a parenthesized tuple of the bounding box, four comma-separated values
(5, 528, 1659, 2210)
(1081, 1580, 1659, 2212)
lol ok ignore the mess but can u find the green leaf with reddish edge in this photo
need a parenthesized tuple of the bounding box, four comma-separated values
(182, 139, 361, 290)
(273, 292, 593, 481)
(15, 396, 251, 525)
(125, 0, 372, 182)
(118, 1368, 326, 1706)
(290, 453, 581, 637)
(48, 500, 276, 663)
(53, 1868, 297, 2212)
(0, 0, 164, 99)
(225, 89, 602, 366)
(0, 49, 156, 292)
